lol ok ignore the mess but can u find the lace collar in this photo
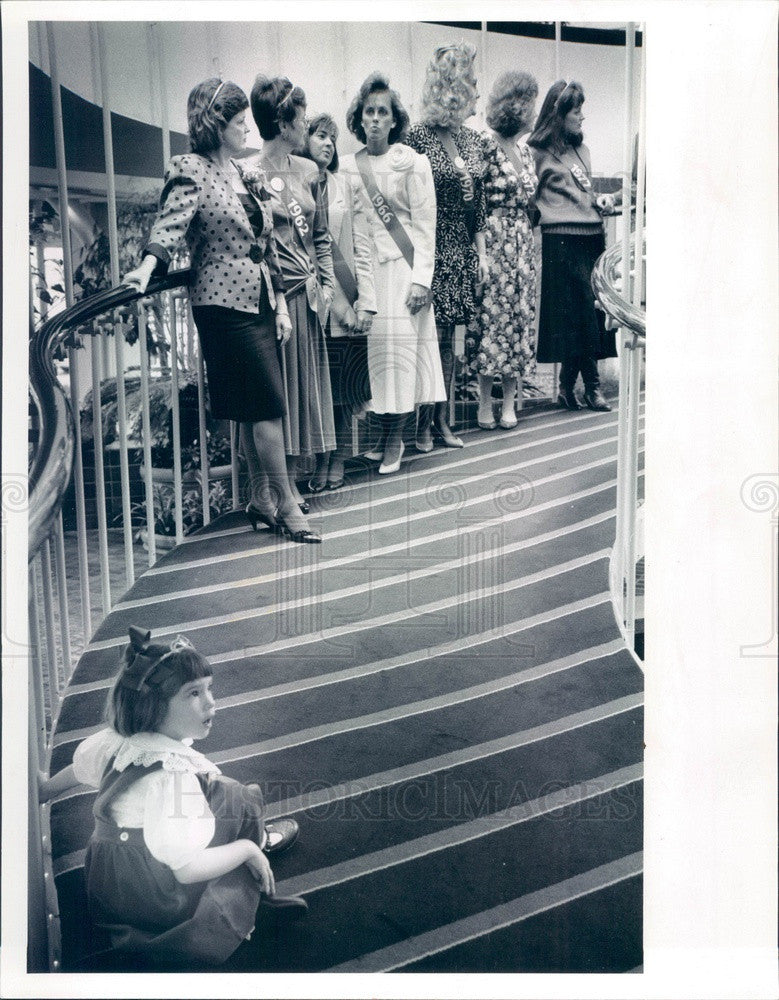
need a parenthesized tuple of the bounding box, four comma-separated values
(113, 731, 221, 776)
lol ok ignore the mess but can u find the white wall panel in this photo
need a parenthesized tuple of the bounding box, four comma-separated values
(29, 19, 642, 174)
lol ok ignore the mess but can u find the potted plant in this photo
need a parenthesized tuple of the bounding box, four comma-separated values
(130, 477, 234, 551)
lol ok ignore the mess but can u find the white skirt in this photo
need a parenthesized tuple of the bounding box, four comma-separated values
(367, 256, 446, 414)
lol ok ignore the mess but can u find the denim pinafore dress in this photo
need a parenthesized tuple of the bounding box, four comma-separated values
(84, 760, 266, 966)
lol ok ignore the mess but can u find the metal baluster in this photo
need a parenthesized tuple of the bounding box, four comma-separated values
(40, 539, 60, 713)
(90, 322, 112, 614)
(138, 303, 157, 565)
(28, 639, 49, 972)
(230, 421, 240, 511)
(114, 307, 136, 590)
(168, 291, 184, 542)
(53, 512, 72, 683)
(47, 22, 91, 643)
(193, 302, 210, 526)
(30, 563, 48, 756)
(624, 334, 643, 643)
(551, 20, 562, 402)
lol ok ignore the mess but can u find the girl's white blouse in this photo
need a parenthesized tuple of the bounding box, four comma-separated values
(73, 728, 221, 871)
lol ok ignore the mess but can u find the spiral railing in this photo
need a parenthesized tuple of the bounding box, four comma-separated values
(592, 235, 646, 657)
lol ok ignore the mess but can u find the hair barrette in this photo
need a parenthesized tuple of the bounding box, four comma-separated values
(208, 80, 226, 111)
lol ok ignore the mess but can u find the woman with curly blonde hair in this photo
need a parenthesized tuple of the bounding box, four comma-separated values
(465, 70, 539, 429)
(407, 42, 489, 450)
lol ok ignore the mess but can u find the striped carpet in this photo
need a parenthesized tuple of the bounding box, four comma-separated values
(47, 400, 644, 973)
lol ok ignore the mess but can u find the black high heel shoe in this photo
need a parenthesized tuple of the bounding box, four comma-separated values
(277, 509, 322, 544)
(246, 503, 281, 533)
(298, 500, 311, 515)
(557, 388, 582, 411)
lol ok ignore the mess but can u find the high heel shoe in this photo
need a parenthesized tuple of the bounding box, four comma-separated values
(277, 509, 322, 544)
(558, 388, 582, 411)
(583, 388, 612, 411)
(378, 441, 405, 475)
(433, 425, 464, 448)
(307, 479, 328, 495)
(246, 503, 281, 533)
(298, 500, 311, 515)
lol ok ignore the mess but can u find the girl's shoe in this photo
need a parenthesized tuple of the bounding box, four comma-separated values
(277, 508, 322, 544)
(258, 894, 309, 920)
(558, 388, 582, 411)
(246, 503, 281, 533)
(378, 441, 405, 474)
(263, 818, 300, 854)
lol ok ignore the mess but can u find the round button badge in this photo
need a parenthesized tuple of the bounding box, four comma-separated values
(270, 176, 285, 192)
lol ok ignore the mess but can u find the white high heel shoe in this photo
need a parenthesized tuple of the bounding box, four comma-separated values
(378, 441, 405, 475)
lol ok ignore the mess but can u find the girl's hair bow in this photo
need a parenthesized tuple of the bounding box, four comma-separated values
(120, 627, 193, 691)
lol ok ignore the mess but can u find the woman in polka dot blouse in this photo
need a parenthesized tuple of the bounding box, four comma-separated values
(123, 78, 321, 543)
(247, 76, 337, 513)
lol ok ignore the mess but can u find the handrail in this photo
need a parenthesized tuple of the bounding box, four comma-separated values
(28, 269, 191, 559)
(592, 233, 646, 659)
(591, 237, 645, 340)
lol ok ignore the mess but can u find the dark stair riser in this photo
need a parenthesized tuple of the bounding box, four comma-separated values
(399, 873, 643, 973)
(52, 597, 621, 759)
(232, 780, 644, 971)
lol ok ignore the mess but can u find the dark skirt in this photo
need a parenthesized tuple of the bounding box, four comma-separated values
(326, 332, 371, 412)
(537, 230, 617, 364)
(85, 770, 265, 968)
(191, 287, 286, 423)
(280, 291, 336, 456)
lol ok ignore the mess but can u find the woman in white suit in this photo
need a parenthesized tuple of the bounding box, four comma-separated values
(340, 73, 445, 475)
(304, 113, 377, 491)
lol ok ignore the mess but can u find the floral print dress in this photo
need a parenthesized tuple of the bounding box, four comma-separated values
(406, 123, 487, 328)
(466, 135, 538, 379)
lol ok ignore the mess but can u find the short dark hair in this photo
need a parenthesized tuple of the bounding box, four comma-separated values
(527, 79, 585, 152)
(305, 112, 340, 173)
(107, 637, 213, 737)
(187, 78, 249, 155)
(250, 75, 307, 141)
(486, 71, 539, 138)
(346, 72, 409, 146)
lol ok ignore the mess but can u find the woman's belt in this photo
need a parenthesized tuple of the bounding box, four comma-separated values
(284, 273, 330, 325)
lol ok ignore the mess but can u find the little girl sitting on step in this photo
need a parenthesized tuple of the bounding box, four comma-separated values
(39, 626, 307, 969)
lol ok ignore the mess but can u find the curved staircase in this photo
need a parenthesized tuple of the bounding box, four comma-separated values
(48, 398, 644, 973)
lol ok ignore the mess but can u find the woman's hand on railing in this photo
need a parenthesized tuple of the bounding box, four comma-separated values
(122, 254, 157, 295)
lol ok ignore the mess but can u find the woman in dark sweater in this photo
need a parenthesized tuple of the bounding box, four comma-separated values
(528, 80, 616, 411)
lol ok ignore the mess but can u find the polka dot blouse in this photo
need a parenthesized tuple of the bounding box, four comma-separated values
(144, 154, 285, 314)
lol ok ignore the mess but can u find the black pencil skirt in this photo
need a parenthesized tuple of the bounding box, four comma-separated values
(191, 287, 286, 423)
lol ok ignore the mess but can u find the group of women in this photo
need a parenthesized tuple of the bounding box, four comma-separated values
(125, 43, 617, 546)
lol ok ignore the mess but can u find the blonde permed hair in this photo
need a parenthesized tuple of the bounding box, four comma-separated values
(420, 42, 479, 129)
